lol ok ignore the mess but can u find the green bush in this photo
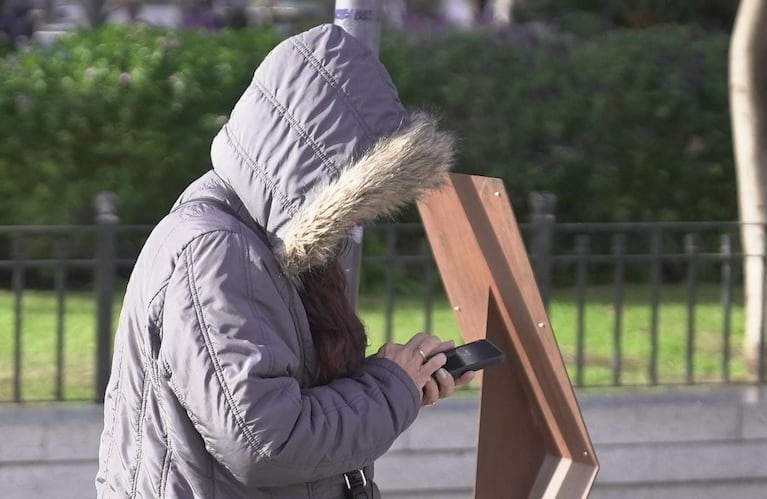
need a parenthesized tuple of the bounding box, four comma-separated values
(0, 25, 281, 224)
(517, 0, 739, 32)
(383, 25, 733, 222)
(0, 23, 734, 226)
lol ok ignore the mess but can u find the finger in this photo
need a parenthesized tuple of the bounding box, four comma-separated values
(431, 339, 455, 355)
(422, 352, 447, 374)
(405, 332, 430, 348)
(376, 342, 396, 357)
(406, 333, 440, 363)
(407, 335, 433, 364)
(421, 377, 439, 406)
(417, 335, 443, 357)
(432, 368, 455, 398)
(454, 370, 476, 387)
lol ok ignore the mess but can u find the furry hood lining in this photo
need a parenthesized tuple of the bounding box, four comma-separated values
(275, 112, 455, 284)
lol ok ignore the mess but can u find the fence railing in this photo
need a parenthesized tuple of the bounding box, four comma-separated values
(0, 192, 763, 402)
(531, 220, 747, 387)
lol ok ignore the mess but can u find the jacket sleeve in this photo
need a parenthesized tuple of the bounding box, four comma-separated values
(160, 229, 421, 487)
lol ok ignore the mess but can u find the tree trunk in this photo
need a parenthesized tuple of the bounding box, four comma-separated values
(81, 0, 108, 27)
(729, 0, 767, 377)
(491, 0, 514, 25)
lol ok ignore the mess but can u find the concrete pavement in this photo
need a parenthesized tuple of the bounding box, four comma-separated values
(2, 386, 767, 498)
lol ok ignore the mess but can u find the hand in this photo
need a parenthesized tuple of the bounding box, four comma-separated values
(426, 341, 475, 406)
(376, 333, 474, 406)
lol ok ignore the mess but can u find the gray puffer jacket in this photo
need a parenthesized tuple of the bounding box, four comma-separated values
(95, 24, 455, 498)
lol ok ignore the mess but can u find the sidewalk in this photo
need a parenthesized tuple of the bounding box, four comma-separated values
(1, 386, 766, 498)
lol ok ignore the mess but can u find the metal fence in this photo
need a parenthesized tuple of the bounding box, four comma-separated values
(0, 192, 763, 402)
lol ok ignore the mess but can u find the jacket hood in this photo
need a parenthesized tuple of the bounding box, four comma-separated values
(210, 24, 455, 283)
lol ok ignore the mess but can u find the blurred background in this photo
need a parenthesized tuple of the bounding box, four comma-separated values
(0, 0, 740, 226)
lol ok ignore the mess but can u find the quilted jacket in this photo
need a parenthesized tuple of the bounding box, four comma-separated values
(95, 24, 455, 498)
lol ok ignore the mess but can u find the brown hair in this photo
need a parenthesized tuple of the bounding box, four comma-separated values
(299, 260, 368, 384)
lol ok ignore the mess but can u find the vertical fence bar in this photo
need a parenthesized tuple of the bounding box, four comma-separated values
(720, 234, 733, 383)
(55, 238, 68, 400)
(761, 230, 767, 383)
(684, 233, 699, 384)
(612, 233, 625, 386)
(529, 192, 556, 310)
(12, 236, 24, 402)
(383, 225, 396, 344)
(422, 239, 434, 336)
(649, 229, 662, 385)
(574, 235, 589, 387)
(95, 192, 118, 403)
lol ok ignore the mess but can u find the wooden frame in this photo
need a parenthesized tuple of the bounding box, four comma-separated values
(418, 173, 599, 498)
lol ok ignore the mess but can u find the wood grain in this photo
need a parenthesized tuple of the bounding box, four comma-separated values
(417, 173, 598, 498)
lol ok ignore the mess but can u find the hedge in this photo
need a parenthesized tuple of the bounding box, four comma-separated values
(395, 25, 734, 223)
(0, 26, 281, 224)
(0, 23, 734, 225)
(516, 0, 738, 31)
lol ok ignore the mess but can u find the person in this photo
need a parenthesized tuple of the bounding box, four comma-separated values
(0, 0, 35, 47)
(95, 23, 472, 499)
(181, 0, 225, 31)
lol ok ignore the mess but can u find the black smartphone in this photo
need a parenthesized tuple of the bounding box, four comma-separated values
(441, 339, 505, 378)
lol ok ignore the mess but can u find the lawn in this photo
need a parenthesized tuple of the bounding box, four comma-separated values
(546, 284, 748, 386)
(0, 284, 748, 401)
(0, 290, 100, 401)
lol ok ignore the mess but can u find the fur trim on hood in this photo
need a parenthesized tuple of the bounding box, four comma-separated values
(276, 112, 455, 283)
(209, 25, 457, 286)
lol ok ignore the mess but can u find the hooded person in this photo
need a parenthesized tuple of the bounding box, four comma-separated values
(95, 24, 471, 498)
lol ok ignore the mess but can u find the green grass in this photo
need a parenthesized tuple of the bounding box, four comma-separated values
(547, 284, 748, 386)
(361, 284, 748, 387)
(0, 291, 100, 401)
(0, 284, 749, 401)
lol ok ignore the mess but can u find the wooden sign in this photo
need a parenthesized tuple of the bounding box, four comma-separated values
(417, 173, 598, 498)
